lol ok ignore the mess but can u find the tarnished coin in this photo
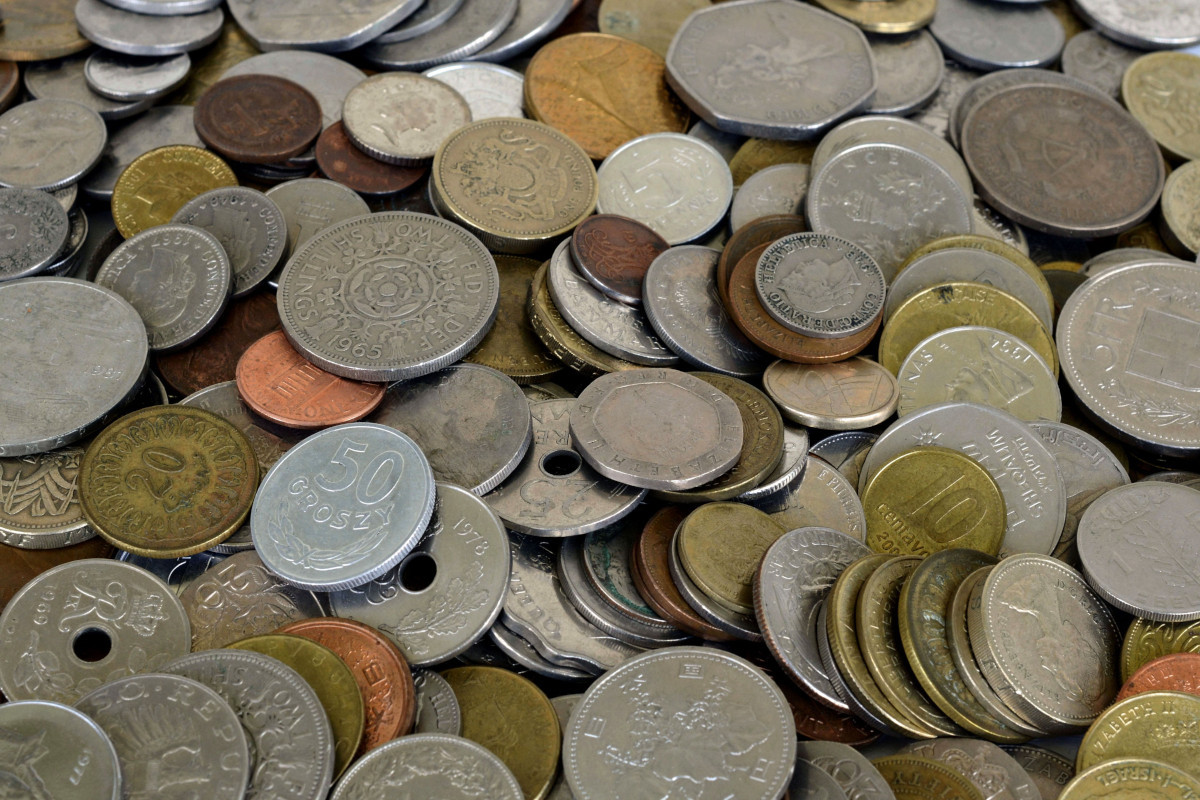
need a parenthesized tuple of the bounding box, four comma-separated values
(359, 0, 519, 70)
(0, 187, 69, 280)
(423, 62, 525, 120)
(276, 211, 499, 382)
(0, 559, 189, 703)
(931, 0, 1064, 71)
(221, 49, 365, 133)
(226, 0, 422, 52)
(0, 700, 120, 800)
(873, 755, 985, 800)
(74, 0, 223, 55)
(317, 123, 426, 197)
(1059, 758, 1200, 800)
(0, 0, 90, 62)
(765, 456, 866, 543)
(1077, 690, 1200, 775)
(1061, 30, 1141, 100)
(911, 58, 982, 141)
(764, 358, 899, 431)
(0, 98, 106, 191)
(343, 73, 472, 166)
(898, 739, 1040, 800)
(330, 733, 522, 800)
(111, 144, 237, 239)
(82, 105, 204, 201)
(1071, 0, 1200, 49)
(0, 447, 93, 550)
(1118, 653, 1200, 702)
(1126, 52, 1200, 161)
(581, 513, 670, 629)
(570, 215, 668, 306)
(412, 668, 461, 734)
(251, 422, 434, 591)
(677, 502, 786, 615)
(171, 187, 287, 298)
(571, 368, 743, 491)
(264, 178, 369, 254)
(999, 745, 1075, 800)
(668, 525, 761, 642)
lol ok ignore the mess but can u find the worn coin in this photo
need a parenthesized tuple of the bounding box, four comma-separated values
(362, 0, 518, 70)
(677, 502, 786, 615)
(315, 122, 425, 197)
(0, 187, 69, 280)
(1077, 690, 1200, 775)
(264, 177, 370, 254)
(598, 0, 710, 57)
(342, 73, 471, 166)
(221, 50, 365, 133)
(866, 31, 944, 116)
(1117, 653, 1200, 702)
(764, 358, 899, 431)
(1071, 0, 1200, 49)
(227, 0, 422, 52)
(810, 432, 876, 489)
(111, 144, 236, 238)
(931, 0, 1064, 71)
(1161, 161, 1200, 258)
(999, 745, 1075, 800)
(424, 62, 525, 119)
(462, 255, 562, 383)
(729, 163, 809, 234)
(114, 548, 228, 597)
(330, 733, 522, 800)
(0, 447, 93, 550)
(1122, 618, 1200, 684)
(0, 700, 120, 800)
(668, 525, 762, 642)
(571, 214, 668, 305)
(194, 75, 322, 166)
(412, 668, 461, 734)
(1058, 758, 1200, 800)
(762, 455, 865, 543)
(1060, 30, 1140, 100)
(82, 105, 204, 201)
(581, 513, 670, 628)
(0, 98, 105, 191)
(74, 0, 224, 55)
(23, 53, 151, 120)
(899, 739, 1040, 800)
(717, 214, 806, 308)
(873, 755, 985, 800)
(0, 0, 90, 61)
(796, 740, 896, 800)
(171, 187, 287, 297)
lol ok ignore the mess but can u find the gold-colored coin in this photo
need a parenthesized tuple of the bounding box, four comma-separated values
(863, 447, 1006, 558)
(1160, 160, 1200, 257)
(524, 33, 690, 161)
(897, 548, 1026, 743)
(899, 234, 1053, 320)
(810, 0, 936, 34)
(1124, 52, 1200, 162)
(856, 556, 965, 737)
(464, 255, 562, 383)
(229, 634, 364, 780)
(79, 406, 257, 558)
(168, 20, 259, 106)
(1060, 758, 1200, 800)
(1117, 220, 1172, 253)
(872, 755, 986, 800)
(1041, 260, 1084, 273)
(598, 0, 712, 57)
(730, 138, 816, 185)
(1077, 691, 1200, 775)
(654, 374, 784, 503)
(879, 281, 1057, 377)
(1122, 617, 1200, 683)
(0, 0, 90, 61)
(112, 145, 238, 238)
(527, 261, 641, 376)
(442, 666, 560, 800)
(826, 553, 939, 739)
(432, 119, 598, 254)
(677, 501, 786, 614)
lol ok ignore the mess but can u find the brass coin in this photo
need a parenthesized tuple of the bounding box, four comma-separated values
(729, 139, 816, 186)
(527, 260, 641, 376)
(1118, 220, 1172, 253)
(897, 548, 1026, 743)
(228, 633, 365, 781)
(1042, 260, 1084, 273)
(0, 0, 90, 61)
(1122, 617, 1200, 683)
(464, 255, 562, 384)
(78, 406, 258, 558)
(442, 666, 560, 800)
(856, 556, 966, 737)
(811, 0, 937, 34)
(1060, 758, 1200, 800)
(863, 447, 1006, 558)
(1160, 159, 1200, 257)
(1077, 691, 1200, 775)
(1123, 52, 1200, 162)
(111, 145, 238, 239)
(872, 755, 986, 800)
(676, 501, 786, 615)
(879, 281, 1058, 376)
(653, 373, 784, 503)
(763, 357, 899, 430)
(900, 233, 1053, 318)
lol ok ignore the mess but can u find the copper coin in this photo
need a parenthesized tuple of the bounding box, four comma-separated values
(1116, 653, 1200, 702)
(316, 121, 426, 197)
(569, 214, 669, 305)
(727, 243, 880, 363)
(716, 214, 807, 309)
(0, 62, 19, 113)
(632, 505, 737, 642)
(235, 330, 385, 429)
(0, 536, 114, 613)
(194, 74, 323, 165)
(156, 292, 282, 396)
(276, 617, 416, 752)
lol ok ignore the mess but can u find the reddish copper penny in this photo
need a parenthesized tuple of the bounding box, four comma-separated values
(235, 330, 385, 429)
(570, 214, 669, 305)
(1116, 653, 1200, 702)
(716, 214, 807, 309)
(194, 74, 323, 165)
(0, 537, 114, 613)
(276, 617, 416, 752)
(316, 121, 426, 197)
(0, 62, 20, 113)
(156, 292, 282, 396)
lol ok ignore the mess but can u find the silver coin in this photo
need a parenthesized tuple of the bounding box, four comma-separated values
(665, 0, 875, 139)
(483, 398, 646, 537)
(1070, 0, 1200, 49)
(596, 133, 733, 245)
(103, 0, 223, 13)
(931, 0, 1064, 71)
(0, 99, 106, 191)
(95, 223, 232, 353)
(736, 422, 810, 506)
(331, 733, 522, 800)
(412, 668, 461, 734)
(689, 120, 745, 165)
(251, 422, 435, 592)
(789, 759, 850, 800)
(23, 54, 152, 120)
(264, 178, 370, 255)
(762, 358, 899, 431)
(227, 0, 422, 52)
(43, 208, 89, 278)
(330, 483, 509, 666)
(75, 0, 223, 55)
(0, 559, 190, 703)
(755, 233, 885, 339)
(470, 0, 573, 62)
(82, 105, 203, 201)
(764, 455, 867, 542)
(1058, 260, 1200, 458)
(1080, 247, 1180, 278)
(860, 402, 1066, 557)
(899, 738, 1041, 800)
(164, 648, 335, 800)
(375, 0, 467, 44)
(488, 622, 593, 681)
(865, 31, 944, 117)
(504, 532, 641, 673)
(115, 548, 228, 596)
(423, 62, 525, 119)
(974, 197, 1030, 256)
(571, 368, 744, 491)
(949, 67, 1107, 150)
(563, 646, 796, 800)
(795, 740, 895, 800)
(729, 163, 809, 234)
(343, 73, 472, 166)
(49, 183, 77, 213)
(808, 143, 973, 281)
(911, 58, 983, 141)
(171, 187, 288, 298)
(0, 447, 94, 549)
(814, 601, 906, 739)
(808, 432, 876, 489)
(897, 325, 1061, 422)
(643, 245, 770, 378)
(581, 512, 670, 628)
(547, 239, 678, 366)
(552, 692, 582, 739)
(363, 0, 518, 70)
(999, 744, 1076, 800)
(0, 700, 121, 800)
(369, 364, 531, 495)
(668, 526, 762, 642)
(83, 50, 190, 102)
(756, 527, 872, 713)
(1060, 30, 1141, 100)
(0, 187, 70, 280)
(0, 278, 147, 457)
(74, 673, 250, 798)
(223, 50, 367, 131)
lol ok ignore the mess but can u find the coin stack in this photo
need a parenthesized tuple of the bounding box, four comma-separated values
(4, 0, 1200, 797)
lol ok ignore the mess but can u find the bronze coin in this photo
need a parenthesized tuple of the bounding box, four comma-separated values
(194, 74, 323, 165)
(276, 617, 416, 753)
(235, 330, 385, 429)
(316, 121, 426, 197)
(716, 214, 807, 309)
(0, 537, 114, 613)
(1116, 653, 1200, 702)
(569, 214, 669, 305)
(155, 292, 282, 396)
(0, 62, 19, 113)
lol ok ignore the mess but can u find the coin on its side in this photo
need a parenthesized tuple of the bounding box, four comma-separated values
(170, 186, 288, 297)
(111, 145, 237, 238)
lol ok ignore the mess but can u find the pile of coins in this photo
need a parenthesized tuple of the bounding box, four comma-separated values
(3, 0, 1200, 797)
